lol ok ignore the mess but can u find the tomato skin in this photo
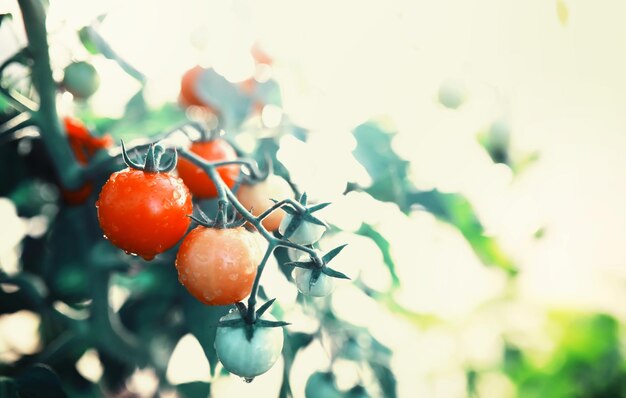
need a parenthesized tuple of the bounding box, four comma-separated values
(214, 312, 284, 378)
(176, 140, 240, 198)
(175, 226, 265, 305)
(96, 169, 192, 260)
(179, 66, 206, 107)
(236, 175, 293, 231)
(278, 214, 326, 246)
(294, 268, 336, 297)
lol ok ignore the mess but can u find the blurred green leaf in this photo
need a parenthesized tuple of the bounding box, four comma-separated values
(176, 381, 211, 398)
(355, 223, 400, 289)
(370, 363, 396, 398)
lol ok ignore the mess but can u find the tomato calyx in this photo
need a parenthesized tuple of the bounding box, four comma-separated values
(217, 299, 290, 341)
(188, 205, 245, 229)
(285, 244, 350, 289)
(279, 193, 330, 240)
(120, 140, 177, 173)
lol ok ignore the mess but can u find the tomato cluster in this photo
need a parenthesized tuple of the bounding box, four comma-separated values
(93, 132, 347, 380)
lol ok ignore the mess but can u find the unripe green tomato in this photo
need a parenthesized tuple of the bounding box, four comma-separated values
(294, 267, 335, 297)
(305, 372, 342, 398)
(214, 312, 284, 378)
(62, 61, 100, 99)
(278, 214, 326, 246)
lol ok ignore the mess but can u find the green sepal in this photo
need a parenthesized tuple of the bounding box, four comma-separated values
(308, 202, 331, 213)
(256, 320, 290, 328)
(235, 302, 248, 318)
(216, 318, 246, 328)
(303, 212, 329, 228)
(120, 140, 178, 173)
(322, 267, 350, 280)
(299, 192, 308, 206)
(322, 244, 348, 263)
(309, 267, 323, 289)
(245, 323, 254, 341)
(255, 298, 276, 319)
(282, 213, 303, 239)
(284, 261, 315, 270)
(281, 205, 296, 215)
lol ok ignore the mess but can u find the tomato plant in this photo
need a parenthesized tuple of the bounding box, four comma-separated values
(175, 225, 265, 305)
(214, 311, 284, 379)
(176, 137, 240, 198)
(96, 145, 192, 260)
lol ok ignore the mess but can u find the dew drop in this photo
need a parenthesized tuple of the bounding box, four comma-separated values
(243, 377, 254, 383)
(173, 190, 181, 200)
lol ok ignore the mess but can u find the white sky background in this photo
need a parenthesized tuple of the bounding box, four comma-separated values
(2, 0, 626, 396)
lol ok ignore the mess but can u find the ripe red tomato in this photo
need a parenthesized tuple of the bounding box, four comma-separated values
(96, 169, 192, 260)
(175, 226, 265, 305)
(176, 139, 240, 198)
(236, 175, 293, 232)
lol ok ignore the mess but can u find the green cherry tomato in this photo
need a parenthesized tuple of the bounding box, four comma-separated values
(294, 267, 335, 297)
(62, 61, 100, 99)
(214, 312, 284, 378)
(278, 214, 326, 246)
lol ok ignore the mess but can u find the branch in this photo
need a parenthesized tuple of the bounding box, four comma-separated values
(17, 0, 84, 189)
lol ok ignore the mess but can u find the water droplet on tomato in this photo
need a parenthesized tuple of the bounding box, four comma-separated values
(173, 190, 181, 200)
(141, 253, 155, 261)
(228, 273, 239, 281)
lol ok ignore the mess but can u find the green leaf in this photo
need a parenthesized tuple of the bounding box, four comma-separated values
(176, 382, 211, 398)
(409, 190, 516, 273)
(370, 363, 397, 398)
(299, 192, 308, 205)
(303, 213, 328, 228)
(355, 223, 400, 289)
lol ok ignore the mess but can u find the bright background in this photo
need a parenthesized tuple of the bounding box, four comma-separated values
(1, 0, 626, 397)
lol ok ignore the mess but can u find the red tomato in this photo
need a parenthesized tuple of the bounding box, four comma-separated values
(175, 226, 265, 305)
(176, 139, 240, 198)
(179, 66, 217, 115)
(96, 169, 192, 260)
(236, 175, 293, 231)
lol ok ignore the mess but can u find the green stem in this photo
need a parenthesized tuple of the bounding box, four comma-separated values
(246, 244, 275, 323)
(89, 268, 148, 365)
(17, 0, 84, 190)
